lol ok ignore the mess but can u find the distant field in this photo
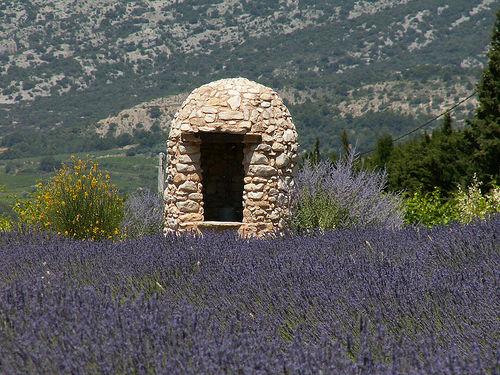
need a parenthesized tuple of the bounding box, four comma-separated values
(0, 150, 159, 216)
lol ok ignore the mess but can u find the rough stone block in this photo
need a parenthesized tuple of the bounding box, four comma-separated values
(176, 163, 197, 173)
(176, 200, 200, 213)
(219, 111, 244, 120)
(249, 165, 276, 177)
(179, 180, 198, 192)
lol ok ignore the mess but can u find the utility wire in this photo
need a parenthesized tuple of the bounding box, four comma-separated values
(360, 90, 478, 156)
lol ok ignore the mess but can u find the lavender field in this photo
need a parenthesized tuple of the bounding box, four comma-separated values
(1, 218, 499, 374)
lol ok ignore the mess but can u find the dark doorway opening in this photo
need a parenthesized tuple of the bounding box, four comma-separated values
(200, 133, 245, 222)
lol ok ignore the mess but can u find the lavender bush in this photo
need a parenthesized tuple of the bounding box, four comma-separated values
(1, 217, 498, 374)
(121, 190, 164, 238)
(284, 151, 404, 231)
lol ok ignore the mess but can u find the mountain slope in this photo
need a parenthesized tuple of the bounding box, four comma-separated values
(0, 0, 498, 154)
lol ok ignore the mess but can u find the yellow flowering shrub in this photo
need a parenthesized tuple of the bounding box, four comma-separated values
(16, 155, 124, 241)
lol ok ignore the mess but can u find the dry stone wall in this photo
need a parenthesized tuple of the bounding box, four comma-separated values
(164, 77, 298, 237)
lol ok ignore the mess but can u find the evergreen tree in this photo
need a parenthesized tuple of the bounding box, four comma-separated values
(341, 129, 351, 155)
(466, 9, 500, 187)
(442, 111, 452, 136)
(369, 134, 393, 169)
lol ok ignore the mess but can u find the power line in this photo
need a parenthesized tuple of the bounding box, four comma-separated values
(360, 90, 478, 156)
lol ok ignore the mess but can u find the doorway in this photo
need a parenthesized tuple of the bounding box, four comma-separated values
(200, 133, 245, 222)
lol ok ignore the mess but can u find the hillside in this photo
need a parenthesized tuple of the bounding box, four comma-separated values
(0, 0, 498, 156)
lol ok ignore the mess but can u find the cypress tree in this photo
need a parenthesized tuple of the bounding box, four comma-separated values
(466, 9, 500, 186)
(442, 111, 452, 136)
(371, 134, 393, 168)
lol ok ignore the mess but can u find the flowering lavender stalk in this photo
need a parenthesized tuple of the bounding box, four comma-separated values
(284, 150, 404, 231)
(121, 190, 164, 238)
(0, 218, 498, 373)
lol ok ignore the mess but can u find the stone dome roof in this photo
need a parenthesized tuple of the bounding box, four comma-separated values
(169, 77, 297, 140)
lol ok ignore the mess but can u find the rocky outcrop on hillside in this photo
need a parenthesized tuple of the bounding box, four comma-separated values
(96, 72, 479, 137)
(94, 93, 187, 137)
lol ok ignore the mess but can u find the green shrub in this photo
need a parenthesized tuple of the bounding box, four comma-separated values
(404, 174, 500, 226)
(404, 189, 458, 226)
(456, 174, 500, 223)
(15, 155, 124, 241)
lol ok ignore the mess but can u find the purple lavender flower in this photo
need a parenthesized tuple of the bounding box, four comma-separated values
(283, 150, 404, 231)
(121, 190, 164, 238)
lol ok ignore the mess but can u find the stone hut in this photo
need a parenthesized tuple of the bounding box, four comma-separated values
(163, 77, 299, 237)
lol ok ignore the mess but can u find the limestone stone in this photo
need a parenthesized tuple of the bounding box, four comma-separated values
(227, 95, 241, 110)
(179, 213, 203, 222)
(239, 121, 252, 129)
(199, 126, 216, 132)
(176, 163, 197, 173)
(252, 177, 269, 183)
(275, 153, 290, 168)
(272, 142, 286, 152)
(248, 192, 264, 200)
(179, 181, 198, 192)
(246, 152, 268, 164)
(244, 183, 264, 191)
(262, 134, 273, 142)
(188, 193, 203, 201)
(266, 125, 276, 134)
(249, 109, 259, 123)
(204, 114, 216, 123)
(202, 106, 218, 114)
(176, 200, 200, 212)
(255, 144, 272, 152)
(179, 154, 200, 163)
(173, 173, 187, 184)
(253, 200, 270, 208)
(219, 111, 244, 120)
(283, 129, 297, 142)
(268, 188, 279, 196)
(189, 173, 202, 182)
(249, 165, 276, 177)
(190, 118, 205, 126)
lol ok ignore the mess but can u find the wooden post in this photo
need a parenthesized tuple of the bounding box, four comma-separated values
(158, 152, 166, 196)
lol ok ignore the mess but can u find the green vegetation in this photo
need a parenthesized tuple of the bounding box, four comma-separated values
(0, 151, 158, 228)
(403, 178, 500, 226)
(365, 10, 500, 208)
(13, 156, 124, 240)
(465, 9, 500, 186)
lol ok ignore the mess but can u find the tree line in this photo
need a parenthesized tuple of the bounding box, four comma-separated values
(306, 10, 500, 198)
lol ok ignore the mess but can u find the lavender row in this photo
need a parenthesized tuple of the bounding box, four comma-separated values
(1, 217, 499, 373)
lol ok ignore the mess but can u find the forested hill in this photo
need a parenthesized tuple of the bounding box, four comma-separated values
(0, 0, 498, 156)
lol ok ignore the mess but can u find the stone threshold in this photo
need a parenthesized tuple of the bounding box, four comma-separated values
(196, 221, 243, 233)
